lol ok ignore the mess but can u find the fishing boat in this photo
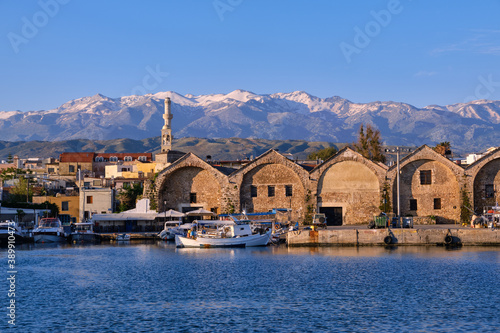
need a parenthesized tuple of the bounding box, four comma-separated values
(71, 222, 99, 243)
(33, 218, 67, 243)
(175, 220, 272, 248)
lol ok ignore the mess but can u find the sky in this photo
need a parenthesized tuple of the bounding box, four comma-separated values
(1, 0, 500, 111)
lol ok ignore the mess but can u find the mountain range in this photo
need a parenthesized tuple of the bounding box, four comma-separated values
(1, 90, 499, 153)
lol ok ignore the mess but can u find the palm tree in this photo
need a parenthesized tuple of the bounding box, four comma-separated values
(434, 142, 451, 156)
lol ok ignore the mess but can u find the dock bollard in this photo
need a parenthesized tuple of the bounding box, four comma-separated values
(444, 235, 453, 245)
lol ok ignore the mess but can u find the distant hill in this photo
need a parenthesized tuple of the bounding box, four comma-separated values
(0, 137, 349, 161)
(1, 90, 499, 153)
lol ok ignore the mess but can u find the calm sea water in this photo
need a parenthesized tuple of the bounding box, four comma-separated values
(1, 242, 499, 332)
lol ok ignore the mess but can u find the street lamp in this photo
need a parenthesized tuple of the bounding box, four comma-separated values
(164, 200, 167, 222)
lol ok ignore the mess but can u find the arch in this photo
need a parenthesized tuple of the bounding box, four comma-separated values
(317, 160, 380, 225)
(396, 159, 460, 223)
(239, 163, 305, 220)
(158, 166, 222, 214)
(472, 158, 500, 213)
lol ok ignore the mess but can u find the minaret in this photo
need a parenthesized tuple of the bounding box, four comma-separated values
(161, 97, 173, 152)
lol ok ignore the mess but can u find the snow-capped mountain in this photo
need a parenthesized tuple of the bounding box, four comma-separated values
(1, 89, 499, 152)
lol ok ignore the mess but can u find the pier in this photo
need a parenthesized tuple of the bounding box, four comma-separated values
(287, 226, 500, 247)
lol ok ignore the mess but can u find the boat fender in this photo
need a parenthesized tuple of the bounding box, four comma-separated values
(444, 235, 453, 245)
(384, 235, 392, 244)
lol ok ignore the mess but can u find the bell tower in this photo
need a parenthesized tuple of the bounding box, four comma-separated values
(161, 97, 173, 152)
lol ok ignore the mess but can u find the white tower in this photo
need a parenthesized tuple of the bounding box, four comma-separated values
(161, 97, 173, 152)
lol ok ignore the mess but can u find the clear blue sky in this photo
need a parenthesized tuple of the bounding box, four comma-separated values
(1, 0, 500, 111)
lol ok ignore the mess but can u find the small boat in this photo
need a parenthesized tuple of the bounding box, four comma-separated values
(71, 222, 100, 243)
(0, 221, 31, 245)
(175, 220, 272, 248)
(158, 221, 182, 241)
(33, 218, 67, 243)
(115, 233, 131, 241)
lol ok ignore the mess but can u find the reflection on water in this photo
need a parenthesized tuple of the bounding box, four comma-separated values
(1, 242, 499, 332)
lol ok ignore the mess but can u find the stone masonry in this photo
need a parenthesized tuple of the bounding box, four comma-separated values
(150, 146, 500, 225)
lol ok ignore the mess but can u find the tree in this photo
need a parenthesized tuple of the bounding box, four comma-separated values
(8, 176, 30, 203)
(117, 183, 143, 212)
(434, 142, 451, 156)
(307, 146, 337, 161)
(7, 153, 13, 164)
(353, 124, 386, 163)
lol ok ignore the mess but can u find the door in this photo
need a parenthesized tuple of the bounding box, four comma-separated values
(319, 207, 343, 226)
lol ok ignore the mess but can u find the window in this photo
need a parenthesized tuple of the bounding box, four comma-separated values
(409, 199, 417, 211)
(61, 201, 69, 211)
(434, 198, 441, 210)
(48, 168, 54, 173)
(138, 156, 147, 162)
(485, 184, 495, 198)
(268, 186, 275, 197)
(93, 180, 101, 186)
(124, 156, 132, 161)
(69, 165, 75, 173)
(59, 215, 70, 224)
(250, 186, 257, 198)
(110, 156, 118, 162)
(190, 193, 197, 203)
(87, 196, 93, 204)
(95, 156, 104, 162)
(84, 181, 91, 188)
(285, 185, 293, 197)
(420, 170, 432, 185)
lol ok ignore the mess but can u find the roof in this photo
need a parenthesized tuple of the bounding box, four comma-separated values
(213, 165, 237, 175)
(60, 152, 95, 163)
(92, 213, 158, 222)
(97, 153, 152, 160)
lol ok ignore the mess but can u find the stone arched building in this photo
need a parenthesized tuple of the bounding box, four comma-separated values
(386, 145, 465, 223)
(465, 147, 500, 214)
(228, 150, 310, 222)
(151, 145, 499, 225)
(155, 153, 233, 215)
(309, 148, 388, 225)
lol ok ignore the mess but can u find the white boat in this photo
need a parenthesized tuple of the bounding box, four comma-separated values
(158, 221, 182, 241)
(33, 218, 67, 243)
(175, 220, 272, 248)
(71, 222, 99, 243)
(0, 221, 30, 244)
(115, 233, 131, 241)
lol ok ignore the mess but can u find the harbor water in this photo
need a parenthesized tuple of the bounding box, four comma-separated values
(2, 242, 500, 332)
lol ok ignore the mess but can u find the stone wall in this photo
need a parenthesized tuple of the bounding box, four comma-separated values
(287, 228, 500, 246)
(387, 146, 465, 224)
(155, 153, 230, 214)
(229, 150, 310, 222)
(310, 148, 388, 225)
(465, 148, 500, 214)
(148, 146, 500, 225)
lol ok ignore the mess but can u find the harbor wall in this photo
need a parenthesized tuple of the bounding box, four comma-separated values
(287, 228, 500, 246)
